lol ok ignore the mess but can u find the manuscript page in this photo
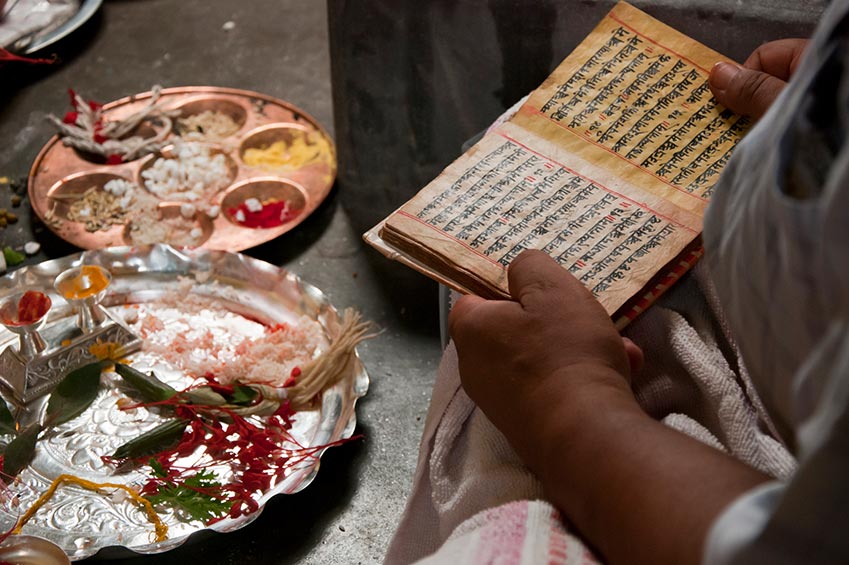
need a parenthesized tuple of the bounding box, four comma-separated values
(374, 2, 748, 319)
(514, 1, 750, 215)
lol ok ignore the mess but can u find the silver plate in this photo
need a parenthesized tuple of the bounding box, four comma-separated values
(0, 245, 369, 560)
(2, 0, 104, 54)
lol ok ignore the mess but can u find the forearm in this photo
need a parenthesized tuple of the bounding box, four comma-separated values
(514, 365, 771, 565)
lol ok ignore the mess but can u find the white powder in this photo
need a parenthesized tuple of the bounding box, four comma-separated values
(245, 198, 262, 212)
(128, 296, 325, 387)
(141, 141, 233, 201)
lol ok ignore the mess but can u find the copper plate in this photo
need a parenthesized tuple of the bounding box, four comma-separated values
(28, 87, 336, 252)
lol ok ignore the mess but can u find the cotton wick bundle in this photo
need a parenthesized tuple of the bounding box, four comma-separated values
(46, 85, 179, 162)
(287, 308, 378, 410)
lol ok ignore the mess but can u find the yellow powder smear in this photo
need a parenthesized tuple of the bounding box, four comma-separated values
(56, 265, 110, 300)
(88, 340, 127, 362)
(243, 131, 332, 171)
(14, 474, 168, 542)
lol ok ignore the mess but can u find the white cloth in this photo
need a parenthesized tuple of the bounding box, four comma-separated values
(703, 0, 849, 562)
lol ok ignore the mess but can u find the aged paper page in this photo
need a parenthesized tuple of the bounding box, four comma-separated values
(373, 1, 748, 318)
(512, 1, 749, 214)
(382, 121, 701, 315)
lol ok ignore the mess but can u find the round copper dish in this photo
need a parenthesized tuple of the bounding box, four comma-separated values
(28, 87, 337, 252)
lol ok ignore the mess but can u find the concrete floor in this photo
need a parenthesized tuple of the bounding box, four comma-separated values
(1, 2, 441, 564)
(0, 0, 828, 563)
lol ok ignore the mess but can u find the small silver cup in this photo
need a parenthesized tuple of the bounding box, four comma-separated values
(53, 265, 112, 334)
(0, 290, 52, 360)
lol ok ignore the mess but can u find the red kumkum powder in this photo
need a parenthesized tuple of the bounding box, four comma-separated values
(227, 199, 299, 229)
(0, 291, 51, 326)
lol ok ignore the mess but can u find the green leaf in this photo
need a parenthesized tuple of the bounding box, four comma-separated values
(227, 384, 259, 406)
(114, 363, 178, 403)
(2, 247, 24, 267)
(148, 470, 230, 523)
(112, 418, 188, 460)
(0, 400, 16, 436)
(148, 458, 168, 478)
(45, 360, 107, 427)
(2, 423, 41, 477)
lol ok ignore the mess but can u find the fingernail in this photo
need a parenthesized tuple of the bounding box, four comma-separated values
(710, 62, 741, 91)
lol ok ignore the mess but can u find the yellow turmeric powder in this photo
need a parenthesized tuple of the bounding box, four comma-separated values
(242, 131, 332, 171)
(55, 265, 111, 300)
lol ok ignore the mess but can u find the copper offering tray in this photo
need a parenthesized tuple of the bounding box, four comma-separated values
(28, 87, 337, 252)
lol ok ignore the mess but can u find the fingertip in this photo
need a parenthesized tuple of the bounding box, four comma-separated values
(448, 293, 485, 328)
(709, 61, 740, 94)
(508, 249, 550, 272)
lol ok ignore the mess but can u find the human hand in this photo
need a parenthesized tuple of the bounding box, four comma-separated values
(709, 38, 809, 119)
(448, 250, 642, 465)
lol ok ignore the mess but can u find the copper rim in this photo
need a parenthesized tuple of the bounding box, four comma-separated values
(28, 86, 337, 252)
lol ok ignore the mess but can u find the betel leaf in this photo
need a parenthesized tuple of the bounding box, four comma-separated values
(227, 384, 259, 406)
(45, 360, 108, 427)
(112, 418, 189, 460)
(2, 423, 42, 477)
(114, 363, 178, 403)
(0, 400, 16, 436)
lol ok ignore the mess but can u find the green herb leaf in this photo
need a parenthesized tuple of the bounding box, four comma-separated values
(227, 384, 259, 406)
(45, 360, 107, 427)
(2, 247, 24, 267)
(148, 470, 230, 523)
(114, 363, 178, 403)
(2, 423, 41, 477)
(0, 400, 16, 436)
(148, 458, 168, 478)
(112, 418, 188, 460)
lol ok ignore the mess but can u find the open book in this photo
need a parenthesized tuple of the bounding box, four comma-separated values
(364, 2, 749, 329)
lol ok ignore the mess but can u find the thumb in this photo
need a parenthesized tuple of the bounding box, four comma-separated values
(709, 61, 787, 120)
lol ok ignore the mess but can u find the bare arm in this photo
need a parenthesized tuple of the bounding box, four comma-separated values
(449, 250, 770, 565)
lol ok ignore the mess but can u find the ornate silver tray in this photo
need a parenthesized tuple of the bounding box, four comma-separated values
(0, 246, 369, 560)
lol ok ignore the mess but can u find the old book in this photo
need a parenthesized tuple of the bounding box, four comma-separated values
(364, 1, 749, 329)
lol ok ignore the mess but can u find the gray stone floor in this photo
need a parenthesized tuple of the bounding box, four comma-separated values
(1, 2, 441, 563)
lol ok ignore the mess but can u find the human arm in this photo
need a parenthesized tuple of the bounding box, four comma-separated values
(709, 39, 808, 119)
(448, 250, 771, 565)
